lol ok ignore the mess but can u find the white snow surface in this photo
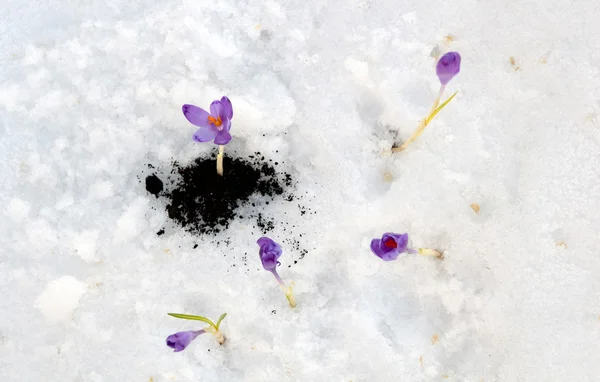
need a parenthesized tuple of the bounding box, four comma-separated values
(1, 0, 600, 381)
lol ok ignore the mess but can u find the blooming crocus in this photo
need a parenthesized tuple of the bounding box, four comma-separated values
(370, 233, 413, 261)
(257, 237, 296, 307)
(166, 330, 205, 352)
(182, 96, 233, 176)
(166, 312, 227, 352)
(394, 52, 461, 152)
(370, 232, 442, 260)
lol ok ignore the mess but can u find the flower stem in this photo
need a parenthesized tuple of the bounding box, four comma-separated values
(418, 248, 443, 258)
(393, 85, 452, 152)
(271, 269, 285, 286)
(272, 270, 296, 308)
(216, 145, 225, 176)
(205, 326, 226, 345)
(282, 287, 297, 308)
(212, 330, 226, 345)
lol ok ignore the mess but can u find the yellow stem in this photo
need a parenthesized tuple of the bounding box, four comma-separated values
(418, 248, 443, 258)
(206, 326, 226, 344)
(393, 88, 458, 152)
(216, 145, 225, 176)
(280, 284, 297, 308)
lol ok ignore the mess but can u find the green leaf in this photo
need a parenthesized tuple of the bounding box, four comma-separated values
(168, 313, 216, 328)
(425, 91, 458, 125)
(215, 313, 227, 329)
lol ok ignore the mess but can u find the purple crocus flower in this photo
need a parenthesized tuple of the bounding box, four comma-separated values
(393, 52, 461, 152)
(166, 330, 205, 352)
(182, 96, 233, 145)
(436, 52, 461, 86)
(257, 237, 283, 272)
(257, 237, 296, 307)
(370, 232, 417, 261)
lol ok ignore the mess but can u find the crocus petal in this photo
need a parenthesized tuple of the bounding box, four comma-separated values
(182, 104, 211, 127)
(166, 330, 204, 352)
(396, 233, 409, 251)
(436, 52, 461, 85)
(214, 130, 232, 145)
(210, 100, 223, 119)
(370, 239, 399, 261)
(221, 118, 231, 132)
(193, 126, 219, 142)
(370, 232, 411, 261)
(261, 253, 279, 270)
(214, 119, 232, 145)
(382, 232, 409, 253)
(220, 96, 233, 119)
(257, 237, 274, 248)
(257, 237, 283, 271)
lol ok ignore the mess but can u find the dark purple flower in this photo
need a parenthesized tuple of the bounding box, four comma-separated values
(436, 52, 461, 85)
(370, 232, 415, 261)
(257, 237, 282, 272)
(166, 330, 205, 352)
(256, 236, 296, 307)
(183, 96, 233, 145)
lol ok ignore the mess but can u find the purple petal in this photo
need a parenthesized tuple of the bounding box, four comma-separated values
(261, 253, 279, 270)
(257, 237, 283, 271)
(370, 239, 399, 261)
(214, 130, 232, 145)
(436, 52, 461, 85)
(220, 96, 233, 119)
(382, 232, 409, 253)
(257, 237, 274, 247)
(222, 118, 231, 132)
(193, 126, 219, 142)
(214, 120, 232, 145)
(210, 100, 223, 119)
(370, 232, 410, 261)
(182, 104, 211, 127)
(166, 330, 204, 352)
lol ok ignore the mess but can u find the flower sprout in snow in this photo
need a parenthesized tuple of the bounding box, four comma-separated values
(182, 96, 233, 176)
(394, 52, 461, 152)
(370, 233, 414, 261)
(183, 96, 233, 145)
(370, 232, 442, 260)
(165, 312, 227, 352)
(257, 236, 282, 271)
(257, 237, 296, 307)
(436, 52, 461, 86)
(166, 330, 205, 352)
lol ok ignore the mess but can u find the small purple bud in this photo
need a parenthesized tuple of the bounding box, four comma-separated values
(166, 330, 205, 352)
(370, 232, 410, 261)
(436, 52, 461, 85)
(257, 237, 282, 271)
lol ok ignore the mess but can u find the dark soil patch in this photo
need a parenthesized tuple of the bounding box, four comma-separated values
(145, 152, 293, 236)
(142, 151, 317, 270)
(145, 174, 163, 197)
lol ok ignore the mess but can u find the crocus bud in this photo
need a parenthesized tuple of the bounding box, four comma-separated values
(256, 237, 296, 307)
(166, 330, 205, 352)
(257, 237, 282, 271)
(436, 52, 461, 85)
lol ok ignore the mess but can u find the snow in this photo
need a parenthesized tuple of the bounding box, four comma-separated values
(35, 276, 88, 323)
(1, 0, 600, 381)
